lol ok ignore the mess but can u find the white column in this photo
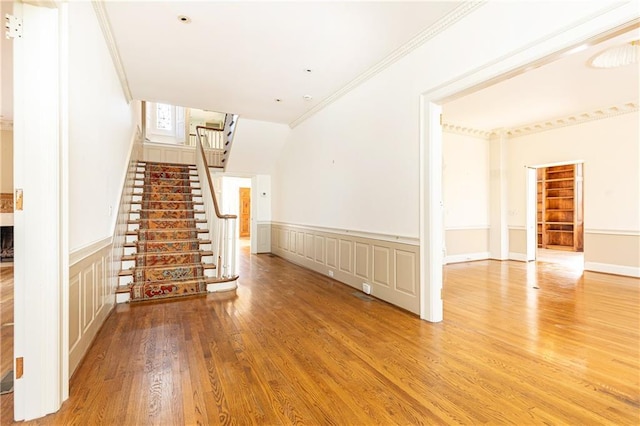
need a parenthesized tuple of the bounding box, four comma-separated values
(489, 130, 509, 260)
(419, 99, 443, 323)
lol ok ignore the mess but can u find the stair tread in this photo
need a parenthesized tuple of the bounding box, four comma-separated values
(120, 262, 216, 275)
(124, 239, 212, 247)
(127, 228, 208, 235)
(122, 250, 214, 261)
(128, 218, 207, 223)
(138, 161, 196, 168)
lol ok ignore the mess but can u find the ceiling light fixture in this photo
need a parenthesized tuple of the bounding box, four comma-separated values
(303, 95, 313, 101)
(177, 15, 191, 24)
(274, 98, 282, 103)
(304, 68, 312, 73)
(590, 40, 639, 68)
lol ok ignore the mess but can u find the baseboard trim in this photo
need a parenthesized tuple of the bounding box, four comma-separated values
(207, 279, 238, 292)
(584, 262, 640, 278)
(508, 252, 529, 262)
(445, 252, 490, 264)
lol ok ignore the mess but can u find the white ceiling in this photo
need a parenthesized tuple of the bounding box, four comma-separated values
(104, 1, 461, 125)
(443, 27, 640, 132)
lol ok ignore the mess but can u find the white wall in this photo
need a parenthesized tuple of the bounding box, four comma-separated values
(442, 132, 490, 261)
(221, 176, 251, 216)
(68, 2, 137, 251)
(507, 113, 639, 232)
(272, 1, 629, 238)
(226, 118, 289, 175)
(443, 132, 489, 228)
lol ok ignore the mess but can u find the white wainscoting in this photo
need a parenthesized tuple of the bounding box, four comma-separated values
(69, 240, 114, 376)
(271, 223, 420, 314)
(256, 222, 271, 253)
(444, 227, 490, 264)
(584, 231, 640, 277)
(143, 141, 223, 166)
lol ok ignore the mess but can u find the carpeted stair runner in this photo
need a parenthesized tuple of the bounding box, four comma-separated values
(121, 162, 215, 301)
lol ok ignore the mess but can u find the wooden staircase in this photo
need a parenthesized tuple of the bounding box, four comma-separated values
(117, 160, 230, 302)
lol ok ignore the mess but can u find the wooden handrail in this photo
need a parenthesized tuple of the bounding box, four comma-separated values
(195, 125, 237, 220)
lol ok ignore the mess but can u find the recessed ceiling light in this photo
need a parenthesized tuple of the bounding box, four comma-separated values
(178, 15, 191, 24)
(274, 98, 282, 103)
(303, 95, 313, 101)
(304, 68, 313, 73)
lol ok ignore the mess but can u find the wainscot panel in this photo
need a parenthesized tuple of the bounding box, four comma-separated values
(271, 223, 420, 314)
(584, 231, 640, 277)
(256, 223, 271, 253)
(69, 242, 115, 376)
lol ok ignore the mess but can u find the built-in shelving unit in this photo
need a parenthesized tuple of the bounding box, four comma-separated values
(537, 164, 583, 251)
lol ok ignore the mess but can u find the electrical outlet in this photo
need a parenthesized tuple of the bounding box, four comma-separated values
(328, 270, 334, 278)
(362, 283, 371, 295)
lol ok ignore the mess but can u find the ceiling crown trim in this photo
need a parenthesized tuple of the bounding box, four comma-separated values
(92, 1, 133, 103)
(288, 1, 486, 129)
(506, 101, 639, 138)
(442, 101, 639, 140)
(441, 123, 492, 139)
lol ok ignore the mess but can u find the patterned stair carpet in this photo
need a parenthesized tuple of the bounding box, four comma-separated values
(129, 163, 211, 301)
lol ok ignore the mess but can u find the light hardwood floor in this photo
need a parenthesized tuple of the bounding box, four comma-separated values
(1, 249, 638, 424)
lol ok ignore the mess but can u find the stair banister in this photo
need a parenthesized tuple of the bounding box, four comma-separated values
(195, 125, 238, 279)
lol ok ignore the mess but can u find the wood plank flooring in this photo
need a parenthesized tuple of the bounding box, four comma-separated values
(1, 249, 639, 424)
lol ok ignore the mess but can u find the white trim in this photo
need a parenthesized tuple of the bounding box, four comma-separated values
(116, 292, 130, 304)
(69, 236, 112, 267)
(584, 262, 640, 278)
(584, 229, 640, 236)
(443, 100, 639, 139)
(445, 225, 490, 231)
(508, 225, 527, 231)
(419, 100, 444, 322)
(207, 279, 238, 293)
(508, 101, 639, 138)
(58, 0, 70, 401)
(91, 1, 132, 103)
(288, 1, 485, 128)
(508, 252, 529, 262)
(445, 252, 490, 264)
(442, 123, 492, 139)
(270, 221, 419, 246)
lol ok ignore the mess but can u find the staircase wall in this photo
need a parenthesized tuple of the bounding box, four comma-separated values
(67, 1, 141, 375)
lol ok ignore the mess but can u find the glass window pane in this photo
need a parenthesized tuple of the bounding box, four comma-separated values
(156, 103, 172, 130)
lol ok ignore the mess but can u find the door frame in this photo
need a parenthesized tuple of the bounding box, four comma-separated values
(12, 1, 69, 420)
(418, 7, 636, 323)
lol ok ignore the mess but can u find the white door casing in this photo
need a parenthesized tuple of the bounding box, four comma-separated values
(12, 1, 68, 420)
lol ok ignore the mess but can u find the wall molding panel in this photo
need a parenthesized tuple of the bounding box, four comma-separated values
(271, 223, 420, 314)
(69, 242, 114, 376)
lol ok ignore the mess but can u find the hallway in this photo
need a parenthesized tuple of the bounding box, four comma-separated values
(1, 248, 638, 424)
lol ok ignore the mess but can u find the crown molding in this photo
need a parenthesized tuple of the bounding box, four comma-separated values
(506, 101, 639, 138)
(443, 100, 639, 140)
(92, 1, 133, 103)
(441, 123, 492, 139)
(0, 119, 13, 131)
(288, 1, 486, 129)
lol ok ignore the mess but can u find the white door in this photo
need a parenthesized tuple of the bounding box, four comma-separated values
(525, 167, 537, 261)
(12, 2, 66, 420)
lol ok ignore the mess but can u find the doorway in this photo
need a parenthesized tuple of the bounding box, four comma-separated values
(239, 187, 251, 238)
(532, 163, 585, 269)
